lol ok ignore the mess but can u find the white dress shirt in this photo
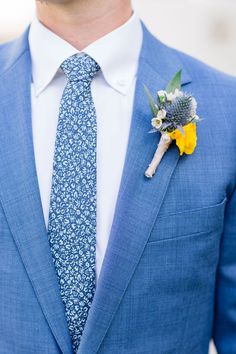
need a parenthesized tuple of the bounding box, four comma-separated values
(29, 14, 143, 280)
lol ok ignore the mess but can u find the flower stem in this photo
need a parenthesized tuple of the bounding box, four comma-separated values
(145, 133, 172, 178)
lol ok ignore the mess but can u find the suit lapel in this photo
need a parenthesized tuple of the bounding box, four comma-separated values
(0, 31, 73, 354)
(78, 24, 192, 353)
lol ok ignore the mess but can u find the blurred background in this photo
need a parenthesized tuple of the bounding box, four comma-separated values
(0, 0, 235, 77)
(0, 0, 235, 352)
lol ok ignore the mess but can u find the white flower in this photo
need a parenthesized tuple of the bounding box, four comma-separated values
(157, 109, 167, 119)
(166, 88, 183, 102)
(166, 92, 175, 102)
(157, 90, 166, 103)
(157, 90, 166, 98)
(151, 117, 162, 129)
(175, 89, 183, 97)
(151, 109, 166, 129)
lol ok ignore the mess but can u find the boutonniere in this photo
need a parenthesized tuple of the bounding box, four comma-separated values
(144, 70, 201, 178)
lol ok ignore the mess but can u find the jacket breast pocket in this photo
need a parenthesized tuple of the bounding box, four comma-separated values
(148, 197, 227, 243)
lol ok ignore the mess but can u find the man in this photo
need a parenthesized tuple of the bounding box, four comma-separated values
(0, 0, 236, 353)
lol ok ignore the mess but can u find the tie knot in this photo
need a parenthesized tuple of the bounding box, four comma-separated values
(61, 54, 100, 82)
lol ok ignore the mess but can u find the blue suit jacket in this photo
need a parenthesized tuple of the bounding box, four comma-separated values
(0, 24, 236, 354)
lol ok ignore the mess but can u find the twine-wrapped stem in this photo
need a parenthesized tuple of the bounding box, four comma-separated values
(145, 133, 172, 178)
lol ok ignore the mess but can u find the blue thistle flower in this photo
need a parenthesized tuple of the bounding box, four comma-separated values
(160, 94, 196, 132)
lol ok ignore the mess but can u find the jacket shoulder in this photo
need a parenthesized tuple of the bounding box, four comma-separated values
(170, 45, 236, 89)
(142, 24, 236, 95)
(0, 29, 29, 77)
(0, 40, 14, 66)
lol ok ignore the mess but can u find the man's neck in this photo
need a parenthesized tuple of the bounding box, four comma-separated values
(36, 0, 133, 50)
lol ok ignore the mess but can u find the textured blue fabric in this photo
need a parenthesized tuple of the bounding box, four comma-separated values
(0, 24, 236, 354)
(47, 54, 100, 353)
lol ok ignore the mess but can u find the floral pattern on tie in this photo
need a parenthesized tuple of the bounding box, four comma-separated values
(47, 54, 100, 353)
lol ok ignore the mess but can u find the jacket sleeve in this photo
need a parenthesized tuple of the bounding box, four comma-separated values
(213, 187, 236, 353)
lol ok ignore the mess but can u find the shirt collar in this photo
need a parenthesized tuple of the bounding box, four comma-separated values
(29, 13, 143, 96)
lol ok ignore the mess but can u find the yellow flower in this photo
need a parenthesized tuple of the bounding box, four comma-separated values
(168, 123, 197, 156)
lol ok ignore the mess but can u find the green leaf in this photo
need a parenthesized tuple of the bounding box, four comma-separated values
(166, 70, 182, 94)
(143, 84, 158, 117)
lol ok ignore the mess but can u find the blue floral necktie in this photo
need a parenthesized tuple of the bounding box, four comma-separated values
(47, 54, 100, 352)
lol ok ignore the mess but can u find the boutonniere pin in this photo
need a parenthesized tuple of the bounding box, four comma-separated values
(144, 70, 201, 178)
